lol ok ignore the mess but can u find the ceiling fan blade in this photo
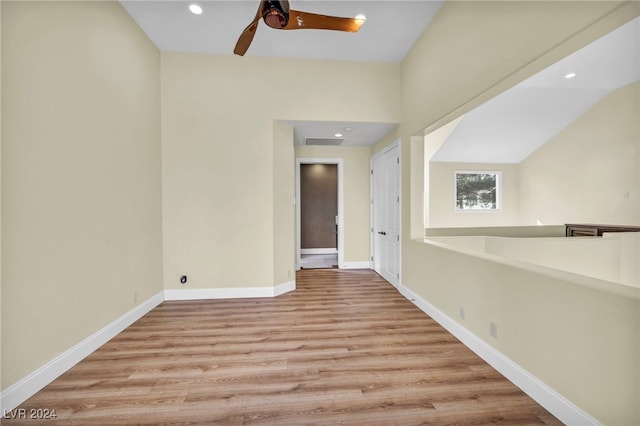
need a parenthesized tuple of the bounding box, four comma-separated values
(283, 10, 365, 32)
(233, 2, 265, 56)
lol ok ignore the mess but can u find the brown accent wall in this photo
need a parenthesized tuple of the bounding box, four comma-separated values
(301, 164, 338, 249)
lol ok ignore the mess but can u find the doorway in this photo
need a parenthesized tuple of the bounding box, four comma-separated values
(296, 159, 344, 270)
(371, 141, 401, 287)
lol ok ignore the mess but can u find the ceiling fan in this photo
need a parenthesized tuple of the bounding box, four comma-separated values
(234, 0, 366, 56)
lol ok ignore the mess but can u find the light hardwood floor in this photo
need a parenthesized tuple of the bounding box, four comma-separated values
(5, 269, 561, 425)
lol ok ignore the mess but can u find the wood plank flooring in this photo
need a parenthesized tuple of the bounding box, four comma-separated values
(4, 269, 561, 425)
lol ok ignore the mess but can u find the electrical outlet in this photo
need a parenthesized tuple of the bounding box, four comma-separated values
(459, 307, 465, 320)
(490, 322, 498, 338)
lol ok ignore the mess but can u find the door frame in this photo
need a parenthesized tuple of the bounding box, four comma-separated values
(296, 158, 344, 270)
(370, 139, 402, 286)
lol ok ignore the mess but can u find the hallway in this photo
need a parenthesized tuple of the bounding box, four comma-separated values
(5, 269, 560, 425)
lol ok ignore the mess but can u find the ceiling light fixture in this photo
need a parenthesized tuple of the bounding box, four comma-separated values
(334, 133, 343, 138)
(355, 14, 366, 25)
(564, 72, 576, 79)
(189, 4, 203, 15)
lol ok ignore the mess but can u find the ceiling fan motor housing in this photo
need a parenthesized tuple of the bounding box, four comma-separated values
(262, 0, 289, 28)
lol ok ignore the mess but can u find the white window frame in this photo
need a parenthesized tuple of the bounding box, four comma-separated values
(454, 170, 502, 212)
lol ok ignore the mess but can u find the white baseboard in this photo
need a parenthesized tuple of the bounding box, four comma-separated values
(274, 280, 296, 296)
(0, 291, 164, 413)
(1, 280, 298, 413)
(9, 279, 591, 424)
(300, 248, 338, 255)
(398, 283, 599, 426)
(164, 280, 296, 301)
(340, 261, 372, 269)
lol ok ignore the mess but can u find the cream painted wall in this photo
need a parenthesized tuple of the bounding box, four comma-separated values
(273, 122, 295, 285)
(409, 240, 639, 425)
(0, 1, 3, 391)
(519, 82, 640, 226)
(373, 1, 640, 424)
(161, 53, 399, 290)
(1, 0, 638, 422)
(428, 162, 519, 228)
(400, 1, 630, 137)
(426, 84, 639, 229)
(1, 1, 162, 390)
(295, 145, 372, 264)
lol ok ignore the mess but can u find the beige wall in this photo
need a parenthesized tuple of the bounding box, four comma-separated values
(409, 240, 639, 425)
(1, 1, 162, 390)
(428, 162, 519, 228)
(295, 145, 373, 265)
(0, 0, 3, 391)
(374, 1, 640, 424)
(161, 53, 399, 290)
(2, 0, 639, 423)
(519, 82, 640, 226)
(273, 122, 295, 285)
(427, 83, 639, 229)
(400, 1, 630, 137)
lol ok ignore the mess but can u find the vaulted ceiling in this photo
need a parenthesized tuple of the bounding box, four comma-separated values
(119, 2, 639, 154)
(119, 1, 443, 147)
(431, 16, 640, 164)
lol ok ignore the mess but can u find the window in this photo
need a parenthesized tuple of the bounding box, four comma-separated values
(455, 171, 501, 211)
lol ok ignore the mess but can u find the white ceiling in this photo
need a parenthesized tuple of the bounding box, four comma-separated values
(284, 120, 398, 147)
(119, 1, 443, 147)
(431, 16, 640, 164)
(121, 0, 443, 62)
(120, 2, 639, 153)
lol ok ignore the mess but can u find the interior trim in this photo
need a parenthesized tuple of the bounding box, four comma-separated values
(0, 280, 298, 413)
(0, 291, 165, 414)
(165, 280, 296, 301)
(398, 282, 599, 426)
(340, 261, 372, 270)
(295, 158, 344, 271)
(300, 248, 338, 255)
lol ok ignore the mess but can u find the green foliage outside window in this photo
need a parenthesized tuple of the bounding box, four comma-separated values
(455, 172, 498, 210)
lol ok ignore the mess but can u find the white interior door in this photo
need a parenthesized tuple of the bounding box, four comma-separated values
(372, 143, 400, 286)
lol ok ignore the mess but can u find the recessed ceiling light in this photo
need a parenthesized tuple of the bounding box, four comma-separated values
(564, 72, 576, 79)
(334, 133, 343, 138)
(343, 127, 353, 132)
(189, 4, 203, 15)
(355, 14, 366, 24)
